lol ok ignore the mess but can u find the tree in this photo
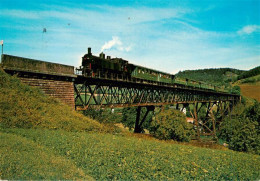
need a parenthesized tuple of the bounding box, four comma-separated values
(218, 102, 260, 154)
(230, 85, 241, 95)
(149, 109, 194, 142)
(122, 107, 137, 131)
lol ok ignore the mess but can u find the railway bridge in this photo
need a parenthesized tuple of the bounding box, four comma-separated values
(1, 54, 240, 138)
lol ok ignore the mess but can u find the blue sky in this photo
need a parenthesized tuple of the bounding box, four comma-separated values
(0, 0, 259, 74)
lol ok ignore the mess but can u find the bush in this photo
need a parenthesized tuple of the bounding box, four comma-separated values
(149, 109, 194, 142)
(230, 85, 241, 95)
(218, 102, 260, 154)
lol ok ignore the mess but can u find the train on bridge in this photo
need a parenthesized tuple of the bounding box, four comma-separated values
(77, 48, 227, 92)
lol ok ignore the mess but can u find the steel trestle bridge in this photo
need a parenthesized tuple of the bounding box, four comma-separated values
(74, 75, 240, 138)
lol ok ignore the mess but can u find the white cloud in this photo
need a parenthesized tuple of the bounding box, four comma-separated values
(238, 25, 260, 35)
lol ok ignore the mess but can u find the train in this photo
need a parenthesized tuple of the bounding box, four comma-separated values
(76, 47, 226, 92)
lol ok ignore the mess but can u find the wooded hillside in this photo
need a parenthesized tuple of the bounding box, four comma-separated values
(175, 68, 245, 86)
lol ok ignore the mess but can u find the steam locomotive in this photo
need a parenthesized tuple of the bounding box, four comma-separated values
(76, 47, 222, 91)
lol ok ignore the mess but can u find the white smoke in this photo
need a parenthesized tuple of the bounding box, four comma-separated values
(101, 36, 122, 52)
(101, 36, 132, 52)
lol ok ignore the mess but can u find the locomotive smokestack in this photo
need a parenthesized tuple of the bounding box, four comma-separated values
(88, 47, 91, 54)
(99, 52, 105, 59)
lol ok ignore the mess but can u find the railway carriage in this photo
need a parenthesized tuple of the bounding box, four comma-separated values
(77, 47, 226, 92)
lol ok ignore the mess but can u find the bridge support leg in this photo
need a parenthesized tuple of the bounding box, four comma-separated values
(193, 102, 200, 140)
(217, 101, 230, 123)
(209, 107, 217, 140)
(134, 106, 155, 133)
(134, 107, 142, 133)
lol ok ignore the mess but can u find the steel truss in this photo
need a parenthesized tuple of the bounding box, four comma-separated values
(74, 76, 240, 110)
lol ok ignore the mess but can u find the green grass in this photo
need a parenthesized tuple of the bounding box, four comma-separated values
(1, 128, 259, 180)
(0, 68, 103, 132)
(0, 131, 93, 180)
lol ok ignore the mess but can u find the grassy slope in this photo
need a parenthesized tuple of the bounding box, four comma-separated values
(0, 68, 103, 179)
(1, 128, 260, 180)
(0, 68, 103, 131)
(0, 69, 260, 180)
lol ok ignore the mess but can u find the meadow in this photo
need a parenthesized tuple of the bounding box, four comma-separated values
(1, 128, 259, 180)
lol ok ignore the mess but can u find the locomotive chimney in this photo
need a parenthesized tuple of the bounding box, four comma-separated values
(88, 47, 91, 55)
(99, 52, 105, 59)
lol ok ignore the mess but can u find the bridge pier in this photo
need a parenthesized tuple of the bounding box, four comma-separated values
(134, 106, 155, 133)
(193, 102, 200, 140)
